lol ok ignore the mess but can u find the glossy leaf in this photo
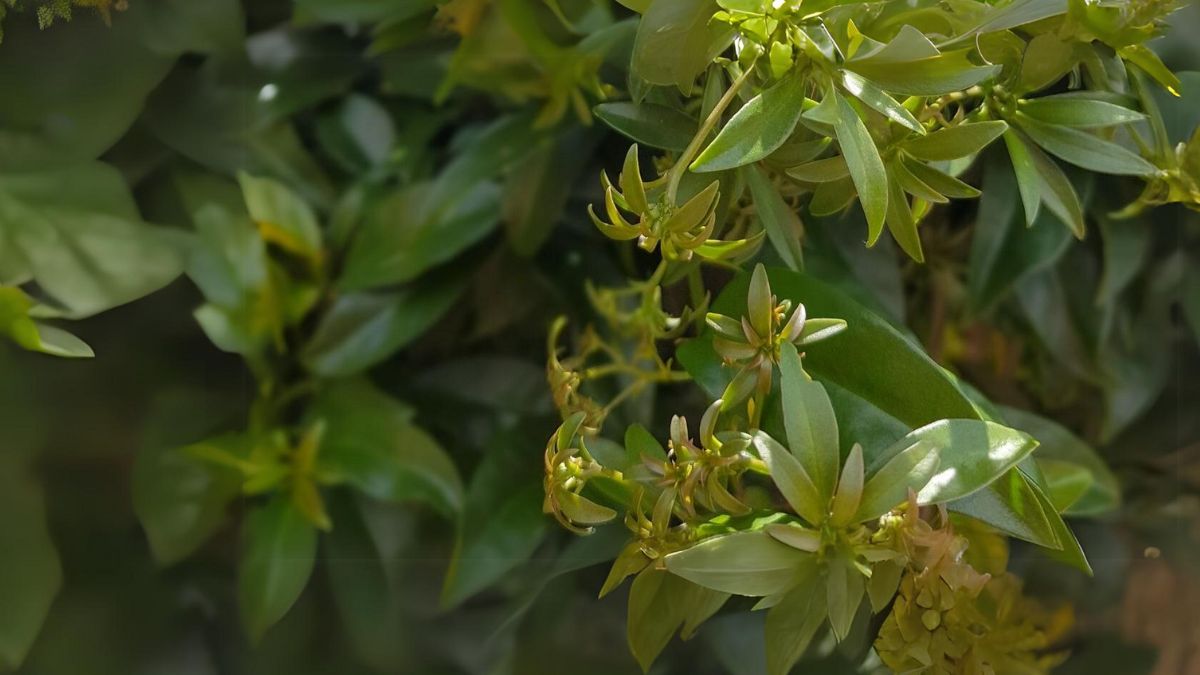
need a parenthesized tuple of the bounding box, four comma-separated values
(884, 173, 924, 262)
(632, 0, 732, 90)
(855, 440, 940, 521)
(839, 70, 924, 133)
(896, 419, 1041, 504)
(664, 531, 810, 597)
(968, 152, 1073, 310)
(679, 267, 981, 429)
(950, 469, 1060, 549)
(692, 71, 807, 172)
(846, 50, 1000, 96)
(1000, 406, 1120, 516)
(594, 101, 697, 151)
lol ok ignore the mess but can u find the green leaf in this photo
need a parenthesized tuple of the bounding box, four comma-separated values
(0, 13, 173, 157)
(884, 173, 924, 262)
(891, 157, 948, 204)
(339, 180, 501, 290)
(839, 70, 924, 134)
(1019, 96, 1146, 128)
(830, 443, 865, 526)
(779, 342, 840, 500)
(133, 434, 244, 565)
(0, 287, 93, 358)
(504, 127, 600, 256)
(238, 496, 317, 641)
(895, 419, 1041, 504)
(967, 152, 1073, 310)
(692, 71, 808, 172)
(1038, 459, 1093, 513)
(0, 133, 184, 318)
(129, 0, 246, 56)
(633, 0, 732, 91)
(846, 50, 1001, 96)
(679, 267, 981, 429)
(0, 461, 63, 670)
(627, 568, 729, 672)
(312, 380, 463, 517)
(764, 558, 825, 675)
(901, 121, 1008, 161)
(664, 531, 810, 597)
(1004, 128, 1086, 236)
(323, 493, 404, 668)
(949, 468, 1059, 548)
(1027, 476, 1091, 574)
(952, 0, 1069, 43)
(826, 555, 864, 640)
(440, 431, 546, 608)
(855, 440, 940, 521)
(238, 172, 322, 262)
(594, 101, 698, 151)
(1016, 33, 1076, 94)
(751, 431, 826, 525)
(747, 165, 804, 271)
(315, 94, 398, 172)
(302, 274, 467, 377)
(1015, 113, 1158, 176)
(786, 156, 849, 183)
(832, 90, 888, 238)
(999, 406, 1120, 516)
(1120, 44, 1182, 97)
(867, 559, 903, 612)
(900, 157, 981, 198)
(625, 423, 668, 463)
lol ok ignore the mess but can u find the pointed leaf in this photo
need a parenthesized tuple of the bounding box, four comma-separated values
(830, 443, 864, 526)
(1019, 96, 1146, 128)
(1016, 113, 1158, 176)
(826, 555, 864, 640)
(840, 70, 924, 133)
(239, 497, 317, 641)
(779, 342, 840, 500)
(902, 121, 1008, 161)
(665, 530, 811, 596)
(594, 101, 698, 151)
(751, 431, 825, 525)
(692, 71, 808, 172)
(746, 165, 804, 270)
(855, 441, 940, 521)
(832, 90, 887, 236)
(765, 560, 825, 675)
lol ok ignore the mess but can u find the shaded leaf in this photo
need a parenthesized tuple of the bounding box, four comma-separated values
(238, 496, 317, 641)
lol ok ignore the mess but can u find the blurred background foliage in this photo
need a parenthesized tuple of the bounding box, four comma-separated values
(0, 0, 1198, 674)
